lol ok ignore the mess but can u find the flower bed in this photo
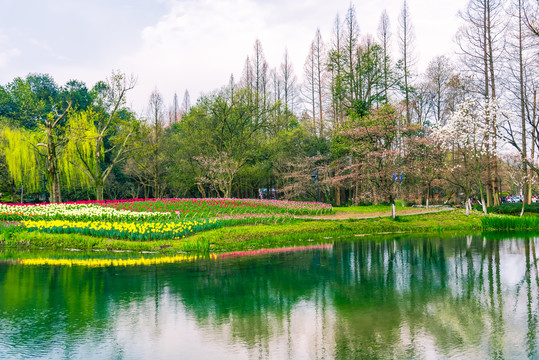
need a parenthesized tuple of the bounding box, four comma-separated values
(0, 203, 174, 222)
(2, 198, 333, 242)
(22, 219, 218, 241)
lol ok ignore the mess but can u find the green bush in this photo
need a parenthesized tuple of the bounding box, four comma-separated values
(481, 215, 539, 230)
(486, 203, 539, 215)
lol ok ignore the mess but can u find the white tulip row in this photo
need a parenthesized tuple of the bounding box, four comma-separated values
(0, 203, 172, 220)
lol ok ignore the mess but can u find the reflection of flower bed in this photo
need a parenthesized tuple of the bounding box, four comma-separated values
(17, 254, 215, 267)
(15, 244, 334, 267)
(219, 244, 334, 258)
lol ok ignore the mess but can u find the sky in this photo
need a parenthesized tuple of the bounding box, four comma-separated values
(0, 0, 468, 115)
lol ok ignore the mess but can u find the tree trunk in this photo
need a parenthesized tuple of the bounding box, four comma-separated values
(9, 180, 16, 204)
(95, 180, 104, 201)
(464, 188, 471, 216)
(390, 195, 396, 219)
(518, 0, 529, 205)
(426, 182, 431, 209)
(530, 90, 537, 203)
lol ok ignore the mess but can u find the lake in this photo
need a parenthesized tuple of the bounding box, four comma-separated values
(1, 233, 538, 359)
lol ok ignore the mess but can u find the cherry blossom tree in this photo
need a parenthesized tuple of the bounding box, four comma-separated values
(337, 104, 418, 218)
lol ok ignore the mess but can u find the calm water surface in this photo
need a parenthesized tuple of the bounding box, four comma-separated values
(1, 234, 539, 359)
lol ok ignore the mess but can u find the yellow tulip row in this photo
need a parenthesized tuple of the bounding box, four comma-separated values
(19, 253, 220, 267)
(21, 218, 218, 240)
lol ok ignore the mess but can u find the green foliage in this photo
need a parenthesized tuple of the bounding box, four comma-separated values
(2, 211, 482, 254)
(481, 215, 539, 231)
(335, 200, 409, 213)
(484, 203, 539, 215)
(0, 222, 23, 242)
(0, 126, 41, 191)
(63, 109, 100, 188)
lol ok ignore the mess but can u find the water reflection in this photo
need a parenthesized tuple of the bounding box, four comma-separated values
(1, 234, 539, 359)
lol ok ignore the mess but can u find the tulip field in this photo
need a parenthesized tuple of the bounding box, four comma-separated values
(0, 198, 333, 241)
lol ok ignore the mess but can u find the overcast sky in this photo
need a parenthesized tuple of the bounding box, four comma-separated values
(0, 0, 468, 114)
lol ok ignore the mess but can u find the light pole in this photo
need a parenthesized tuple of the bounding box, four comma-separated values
(311, 169, 319, 203)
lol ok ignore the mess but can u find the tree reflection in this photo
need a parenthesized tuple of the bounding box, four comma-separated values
(0, 234, 539, 359)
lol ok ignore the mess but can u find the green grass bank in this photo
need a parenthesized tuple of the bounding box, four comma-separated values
(1, 210, 485, 254)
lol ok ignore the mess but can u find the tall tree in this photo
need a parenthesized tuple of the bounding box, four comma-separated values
(177, 87, 273, 198)
(457, 0, 505, 206)
(343, 5, 360, 107)
(303, 40, 318, 133)
(148, 89, 165, 198)
(517, 0, 528, 206)
(36, 102, 72, 202)
(65, 71, 141, 200)
(181, 90, 191, 115)
(378, 10, 392, 104)
(171, 92, 179, 125)
(0, 75, 82, 203)
(435, 100, 492, 215)
(337, 104, 418, 217)
(425, 55, 454, 126)
(252, 39, 269, 123)
(328, 14, 346, 127)
(280, 48, 297, 119)
(398, 0, 416, 124)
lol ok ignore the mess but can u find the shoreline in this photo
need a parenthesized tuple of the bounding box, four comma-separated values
(1, 210, 486, 254)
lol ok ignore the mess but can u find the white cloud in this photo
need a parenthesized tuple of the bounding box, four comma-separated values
(0, 48, 21, 68)
(0, 31, 21, 68)
(120, 0, 467, 112)
(0, 0, 468, 112)
(122, 0, 269, 111)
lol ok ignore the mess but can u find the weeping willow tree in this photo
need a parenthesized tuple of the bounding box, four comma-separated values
(65, 108, 142, 201)
(0, 126, 41, 201)
(63, 109, 100, 194)
(0, 103, 86, 203)
(62, 71, 141, 201)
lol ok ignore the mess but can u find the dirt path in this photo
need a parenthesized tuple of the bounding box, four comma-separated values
(296, 207, 455, 220)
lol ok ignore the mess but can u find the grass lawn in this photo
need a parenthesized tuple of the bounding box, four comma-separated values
(2, 208, 484, 254)
(333, 200, 412, 213)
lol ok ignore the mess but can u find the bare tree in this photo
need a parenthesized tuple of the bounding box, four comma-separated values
(524, 0, 539, 36)
(457, 0, 505, 206)
(66, 71, 140, 200)
(343, 5, 360, 106)
(181, 90, 191, 115)
(378, 10, 392, 103)
(252, 39, 269, 123)
(148, 88, 165, 198)
(280, 48, 298, 116)
(171, 92, 179, 125)
(398, 0, 416, 124)
(425, 55, 454, 126)
(500, 0, 539, 208)
(303, 40, 318, 134)
(313, 29, 327, 136)
(328, 14, 346, 127)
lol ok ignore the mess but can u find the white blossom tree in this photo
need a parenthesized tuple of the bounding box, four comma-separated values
(434, 99, 500, 215)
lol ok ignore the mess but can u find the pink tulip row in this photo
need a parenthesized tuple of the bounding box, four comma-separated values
(219, 244, 333, 258)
